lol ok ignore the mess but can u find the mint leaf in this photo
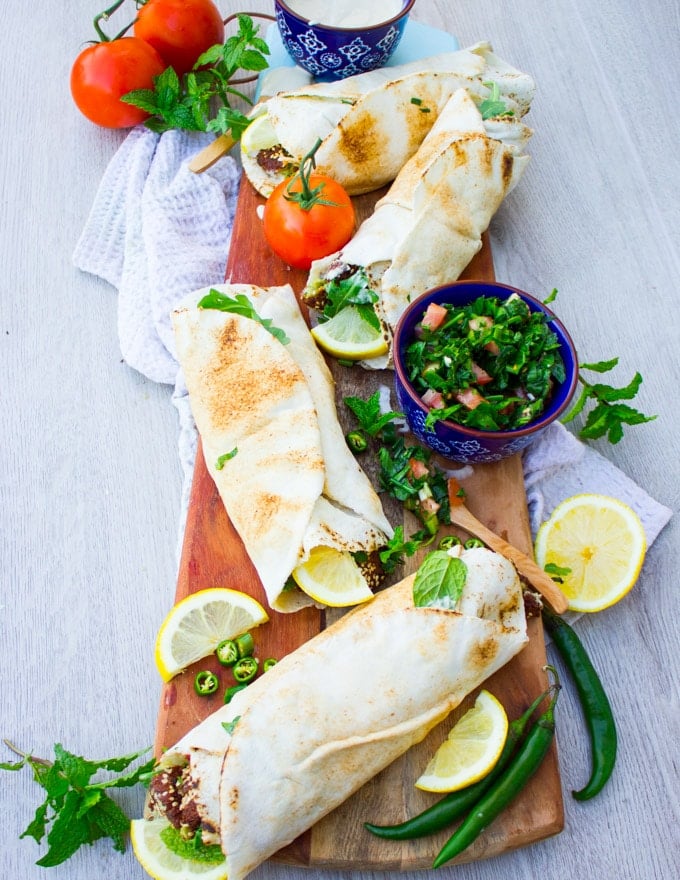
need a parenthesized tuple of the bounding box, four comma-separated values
(413, 551, 467, 608)
(198, 290, 290, 345)
(344, 391, 403, 438)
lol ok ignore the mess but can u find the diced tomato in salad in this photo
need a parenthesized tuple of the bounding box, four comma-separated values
(455, 388, 486, 410)
(421, 302, 449, 332)
(407, 457, 430, 480)
(421, 388, 445, 409)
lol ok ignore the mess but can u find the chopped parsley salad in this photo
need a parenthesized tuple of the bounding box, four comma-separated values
(403, 293, 566, 432)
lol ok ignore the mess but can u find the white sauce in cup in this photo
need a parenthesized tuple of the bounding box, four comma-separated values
(285, 0, 405, 28)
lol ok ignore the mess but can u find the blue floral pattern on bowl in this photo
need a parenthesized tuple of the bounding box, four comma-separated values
(275, 2, 411, 81)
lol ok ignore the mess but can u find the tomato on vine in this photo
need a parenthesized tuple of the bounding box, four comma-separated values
(70, 1, 166, 129)
(134, 0, 225, 77)
(263, 140, 356, 270)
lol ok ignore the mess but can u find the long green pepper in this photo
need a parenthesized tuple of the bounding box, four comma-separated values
(433, 673, 561, 868)
(364, 685, 554, 840)
(542, 608, 617, 800)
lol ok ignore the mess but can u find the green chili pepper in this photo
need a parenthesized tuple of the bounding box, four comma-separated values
(463, 537, 485, 549)
(364, 684, 554, 840)
(224, 684, 248, 704)
(263, 657, 278, 672)
(542, 608, 617, 800)
(216, 632, 254, 666)
(346, 429, 368, 453)
(216, 639, 238, 667)
(233, 656, 259, 683)
(432, 669, 561, 868)
(194, 670, 219, 696)
(438, 535, 462, 551)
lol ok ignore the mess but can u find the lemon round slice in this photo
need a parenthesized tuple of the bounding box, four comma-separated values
(292, 546, 375, 607)
(534, 493, 646, 612)
(131, 816, 227, 880)
(311, 307, 388, 361)
(415, 690, 508, 793)
(241, 112, 278, 155)
(154, 588, 269, 682)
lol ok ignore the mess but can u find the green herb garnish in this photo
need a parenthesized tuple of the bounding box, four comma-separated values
(413, 550, 467, 608)
(379, 525, 436, 573)
(215, 448, 238, 470)
(544, 562, 572, 583)
(479, 81, 515, 120)
(344, 390, 403, 438)
(198, 289, 289, 345)
(221, 716, 241, 736)
(122, 14, 269, 138)
(563, 358, 656, 443)
(0, 741, 154, 867)
(159, 826, 226, 865)
(318, 268, 381, 332)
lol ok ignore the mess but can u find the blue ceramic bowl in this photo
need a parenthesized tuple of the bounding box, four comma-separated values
(392, 281, 579, 464)
(274, 0, 415, 81)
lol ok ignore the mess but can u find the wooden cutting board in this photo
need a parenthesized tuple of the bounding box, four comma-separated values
(153, 178, 564, 869)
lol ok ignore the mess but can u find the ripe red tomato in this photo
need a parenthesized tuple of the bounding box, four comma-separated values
(70, 38, 166, 129)
(134, 0, 225, 77)
(263, 175, 356, 270)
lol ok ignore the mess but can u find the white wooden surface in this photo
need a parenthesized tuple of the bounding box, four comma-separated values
(1, 1, 678, 878)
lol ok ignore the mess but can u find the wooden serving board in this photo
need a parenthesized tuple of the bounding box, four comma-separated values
(153, 179, 564, 869)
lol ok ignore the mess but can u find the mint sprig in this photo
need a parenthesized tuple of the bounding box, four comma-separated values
(122, 13, 269, 138)
(1, 741, 154, 867)
(413, 551, 468, 608)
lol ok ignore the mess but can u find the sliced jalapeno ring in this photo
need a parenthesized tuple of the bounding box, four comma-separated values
(194, 670, 219, 696)
(438, 535, 462, 551)
(346, 429, 368, 453)
(233, 656, 259, 683)
(224, 684, 248, 704)
(263, 657, 278, 672)
(216, 639, 238, 667)
(464, 537, 485, 549)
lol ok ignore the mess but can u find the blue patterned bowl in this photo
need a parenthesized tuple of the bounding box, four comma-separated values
(274, 0, 415, 81)
(392, 281, 579, 464)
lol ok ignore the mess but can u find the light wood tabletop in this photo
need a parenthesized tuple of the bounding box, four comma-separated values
(1, 1, 678, 879)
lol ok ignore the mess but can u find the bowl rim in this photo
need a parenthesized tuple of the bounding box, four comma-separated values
(276, 0, 415, 32)
(392, 280, 580, 441)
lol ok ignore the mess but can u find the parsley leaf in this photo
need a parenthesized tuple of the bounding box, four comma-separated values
(379, 525, 435, 573)
(2, 741, 154, 867)
(198, 289, 290, 345)
(413, 551, 468, 608)
(122, 14, 269, 138)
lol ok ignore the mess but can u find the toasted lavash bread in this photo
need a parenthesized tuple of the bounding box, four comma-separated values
(242, 42, 535, 197)
(172, 284, 392, 612)
(153, 547, 528, 880)
(304, 88, 532, 367)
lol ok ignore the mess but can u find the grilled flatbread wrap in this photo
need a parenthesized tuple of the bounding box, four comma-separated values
(172, 283, 392, 612)
(242, 41, 535, 196)
(146, 547, 528, 880)
(303, 88, 532, 368)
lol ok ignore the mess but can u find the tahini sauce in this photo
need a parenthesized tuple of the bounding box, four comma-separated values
(286, 0, 405, 28)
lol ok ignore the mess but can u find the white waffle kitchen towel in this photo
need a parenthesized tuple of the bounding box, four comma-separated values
(73, 126, 672, 562)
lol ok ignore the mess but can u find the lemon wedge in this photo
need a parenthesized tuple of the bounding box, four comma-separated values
(534, 493, 646, 612)
(154, 588, 269, 682)
(241, 112, 278, 155)
(415, 690, 508, 793)
(292, 546, 375, 607)
(311, 307, 388, 361)
(131, 816, 227, 880)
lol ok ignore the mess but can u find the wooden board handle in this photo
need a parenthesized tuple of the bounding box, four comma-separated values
(449, 504, 569, 614)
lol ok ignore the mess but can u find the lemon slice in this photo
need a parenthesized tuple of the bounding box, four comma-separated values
(241, 112, 278, 155)
(154, 588, 269, 682)
(534, 493, 646, 612)
(415, 690, 508, 793)
(292, 546, 375, 607)
(131, 816, 227, 880)
(311, 307, 388, 361)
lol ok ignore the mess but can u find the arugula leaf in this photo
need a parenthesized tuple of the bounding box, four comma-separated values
(413, 551, 467, 608)
(319, 269, 381, 331)
(2, 741, 154, 867)
(198, 289, 290, 345)
(122, 13, 269, 138)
